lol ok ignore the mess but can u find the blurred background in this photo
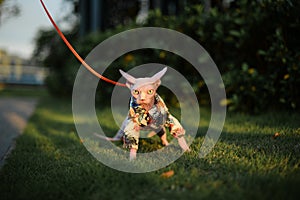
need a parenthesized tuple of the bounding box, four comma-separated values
(0, 0, 299, 113)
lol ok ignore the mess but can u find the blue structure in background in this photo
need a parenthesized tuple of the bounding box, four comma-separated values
(0, 65, 48, 86)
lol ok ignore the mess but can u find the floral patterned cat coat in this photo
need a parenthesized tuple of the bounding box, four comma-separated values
(105, 67, 190, 160)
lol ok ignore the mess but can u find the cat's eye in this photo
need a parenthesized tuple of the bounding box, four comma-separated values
(132, 90, 139, 95)
(147, 89, 154, 95)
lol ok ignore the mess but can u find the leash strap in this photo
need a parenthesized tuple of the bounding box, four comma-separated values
(40, 0, 126, 87)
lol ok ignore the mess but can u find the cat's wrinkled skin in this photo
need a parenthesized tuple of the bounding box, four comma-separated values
(99, 67, 190, 160)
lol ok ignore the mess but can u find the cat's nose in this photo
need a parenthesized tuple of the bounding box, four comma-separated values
(140, 93, 146, 100)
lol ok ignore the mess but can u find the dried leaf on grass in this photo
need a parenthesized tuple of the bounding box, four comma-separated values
(160, 170, 174, 178)
(272, 132, 280, 139)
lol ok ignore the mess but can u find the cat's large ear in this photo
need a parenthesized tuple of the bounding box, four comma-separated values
(119, 70, 136, 88)
(151, 67, 167, 87)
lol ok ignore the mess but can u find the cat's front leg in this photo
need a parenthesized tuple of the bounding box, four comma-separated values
(167, 114, 190, 152)
(123, 121, 140, 160)
(129, 148, 137, 160)
(177, 136, 190, 152)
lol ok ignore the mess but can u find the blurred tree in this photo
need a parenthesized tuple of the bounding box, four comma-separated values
(31, 0, 80, 95)
(0, 0, 20, 25)
(33, 0, 300, 112)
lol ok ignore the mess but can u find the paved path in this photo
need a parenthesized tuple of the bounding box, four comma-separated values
(0, 97, 38, 167)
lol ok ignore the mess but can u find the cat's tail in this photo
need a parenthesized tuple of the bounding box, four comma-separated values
(93, 133, 122, 141)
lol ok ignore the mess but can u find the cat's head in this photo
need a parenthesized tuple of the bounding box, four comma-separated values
(119, 67, 167, 105)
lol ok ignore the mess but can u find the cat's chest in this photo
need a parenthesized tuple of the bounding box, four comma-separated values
(129, 95, 168, 128)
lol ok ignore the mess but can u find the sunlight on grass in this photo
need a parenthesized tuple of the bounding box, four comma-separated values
(0, 96, 299, 199)
(36, 107, 74, 124)
(0, 86, 48, 97)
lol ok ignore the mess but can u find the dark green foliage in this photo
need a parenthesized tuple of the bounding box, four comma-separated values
(32, 29, 79, 96)
(145, 0, 300, 112)
(36, 0, 300, 112)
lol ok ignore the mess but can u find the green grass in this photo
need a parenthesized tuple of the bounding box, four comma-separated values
(0, 85, 48, 97)
(0, 95, 299, 200)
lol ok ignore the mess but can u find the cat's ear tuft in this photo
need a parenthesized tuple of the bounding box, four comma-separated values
(119, 70, 136, 89)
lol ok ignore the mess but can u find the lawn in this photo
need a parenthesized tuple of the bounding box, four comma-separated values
(0, 85, 48, 97)
(0, 93, 299, 200)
